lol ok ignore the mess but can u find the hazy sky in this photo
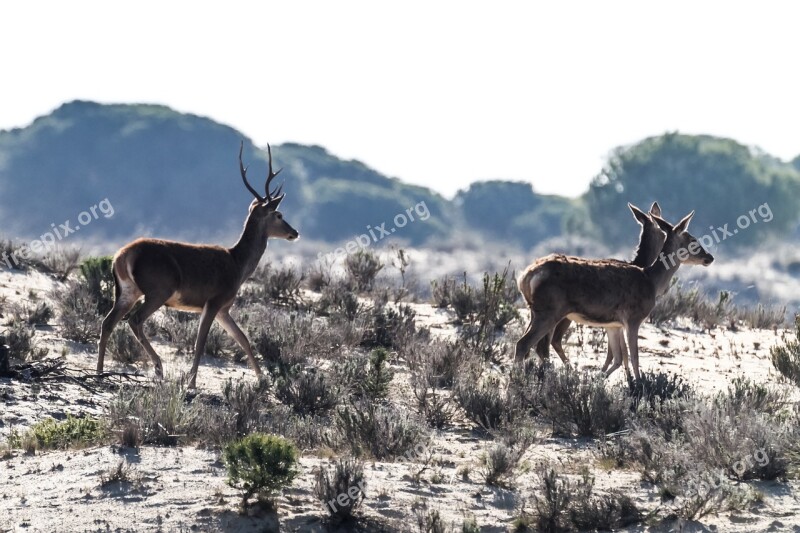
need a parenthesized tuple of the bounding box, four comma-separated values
(2, 1, 798, 198)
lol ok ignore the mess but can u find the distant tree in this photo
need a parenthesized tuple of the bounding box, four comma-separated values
(585, 133, 800, 248)
(455, 181, 572, 248)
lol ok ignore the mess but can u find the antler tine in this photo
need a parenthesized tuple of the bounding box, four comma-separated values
(264, 144, 284, 200)
(239, 141, 265, 202)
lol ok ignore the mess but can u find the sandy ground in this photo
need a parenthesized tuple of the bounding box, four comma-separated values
(1, 267, 800, 532)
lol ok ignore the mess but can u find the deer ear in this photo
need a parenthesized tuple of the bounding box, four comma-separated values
(649, 201, 662, 218)
(629, 203, 650, 225)
(674, 211, 694, 233)
(651, 214, 673, 233)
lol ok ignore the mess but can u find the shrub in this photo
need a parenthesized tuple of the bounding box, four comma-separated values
(52, 281, 101, 343)
(626, 370, 693, 411)
(717, 376, 788, 415)
(508, 358, 549, 416)
(542, 367, 628, 437)
(411, 363, 457, 429)
(527, 464, 641, 532)
(771, 315, 800, 387)
(360, 301, 418, 351)
(245, 264, 305, 308)
(222, 377, 271, 437)
(734, 303, 786, 329)
(316, 280, 361, 321)
(456, 268, 520, 359)
(454, 374, 520, 430)
(5, 319, 47, 360)
(315, 457, 366, 523)
(15, 415, 105, 452)
(683, 401, 790, 481)
(106, 379, 199, 446)
(362, 348, 394, 400)
(275, 366, 340, 416)
(79, 256, 115, 316)
(155, 310, 198, 354)
(7, 301, 53, 326)
(107, 327, 145, 365)
(335, 400, 428, 460)
(482, 442, 525, 487)
(223, 433, 299, 508)
(40, 246, 82, 281)
(429, 276, 457, 308)
(408, 339, 471, 389)
(346, 250, 383, 292)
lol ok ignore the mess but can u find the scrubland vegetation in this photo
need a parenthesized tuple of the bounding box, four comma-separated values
(1, 245, 798, 532)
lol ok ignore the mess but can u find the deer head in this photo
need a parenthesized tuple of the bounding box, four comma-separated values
(239, 142, 299, 241)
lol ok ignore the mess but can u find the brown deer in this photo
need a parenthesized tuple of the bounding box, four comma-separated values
(516, 211, 713, 380)
(97, 142, 299, 388)
(535, 202, 665, 376)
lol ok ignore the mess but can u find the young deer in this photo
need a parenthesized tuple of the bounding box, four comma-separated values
(97, 142, 299, 388)
(516, 211, 713, 380)
(535, 202, 665, 376)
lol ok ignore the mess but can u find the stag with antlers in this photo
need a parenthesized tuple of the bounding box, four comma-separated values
(97, 142, 298, 388)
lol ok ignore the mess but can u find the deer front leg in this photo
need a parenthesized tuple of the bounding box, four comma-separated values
(187, 301, 221, 389)
(216, 310, 263, 379)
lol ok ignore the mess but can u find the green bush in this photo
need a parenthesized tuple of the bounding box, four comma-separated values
(80, 256, 114, 316)
(12, 415, 104, 452)
(223, 433, 299, 508)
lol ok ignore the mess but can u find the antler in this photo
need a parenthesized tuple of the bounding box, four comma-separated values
(239, 141, 265, 203)
(238, 141, 285, 208)
(265, 144, 285, 208)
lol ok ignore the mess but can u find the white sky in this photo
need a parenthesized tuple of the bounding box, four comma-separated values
(1, 1, 799, 198)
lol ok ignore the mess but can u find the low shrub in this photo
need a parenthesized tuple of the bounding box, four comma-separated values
(80, 256, 115, 316)
(12, 415, 105, 452)
(542, 366, 628, 437)
(346, 250, 384, 292)
(106, 379, 199, 446)
(107, 327, 145, 365)
(223, 433, 299, 508)
(411, 363, 457, 429)
(771, 316, 800, 387)
(527, 464, 641, 532)
(52, 281, 101, 343)
(275, 366, 341, 416)
(454, 374, 520, 430)
(335, 400, 428, 460)
(315, 457, 366, 523)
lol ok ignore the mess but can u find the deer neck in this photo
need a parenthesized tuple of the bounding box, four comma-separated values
(644, 234, 682, 295)
(630, 227, 662, 268)
(230, 215, 269, 283)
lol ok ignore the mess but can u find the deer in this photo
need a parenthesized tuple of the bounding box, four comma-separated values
(515, 210, 713, 380)
(534, 202, 665, 377)
(97, 142, 299, 389)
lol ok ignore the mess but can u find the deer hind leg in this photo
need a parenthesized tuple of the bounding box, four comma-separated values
(626, 322, 643, 381)
(187, 301, 222, 389)
(97, 275, 141, 373)
(516, 313, 564, 365)
(549, 318, 572, 365)
(216, 310, 263, 379)
(604, 328, 627, 377)
(127, 291, 172, 379)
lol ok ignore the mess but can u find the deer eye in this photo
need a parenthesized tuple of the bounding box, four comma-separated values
(276, 213, 282, 219)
